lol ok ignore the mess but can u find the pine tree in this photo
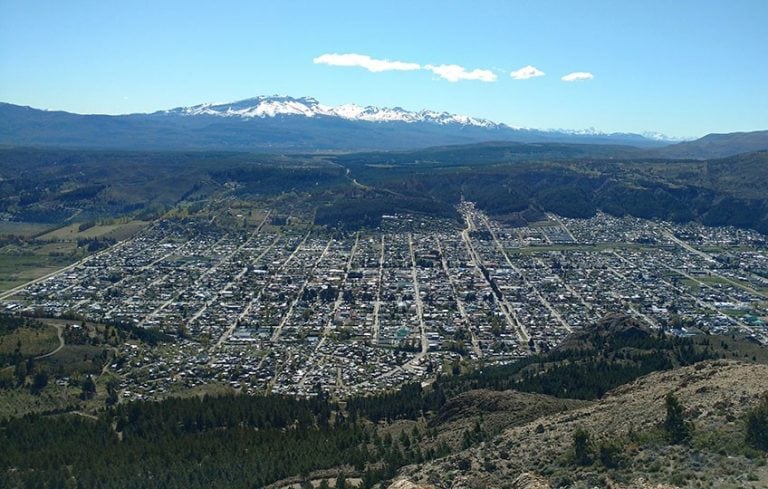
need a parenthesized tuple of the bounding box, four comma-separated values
(335, 473, 347, 489)
(664, 392, 692, 444)
(81, 375, 97, 400)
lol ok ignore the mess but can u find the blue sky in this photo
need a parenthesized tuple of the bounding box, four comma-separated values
(1, 0, 766, 138)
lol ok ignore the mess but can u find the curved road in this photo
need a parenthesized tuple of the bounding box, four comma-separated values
(36, 324, 65, 359)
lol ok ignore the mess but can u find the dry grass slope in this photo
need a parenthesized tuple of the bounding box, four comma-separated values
(393, 361, 768, 489)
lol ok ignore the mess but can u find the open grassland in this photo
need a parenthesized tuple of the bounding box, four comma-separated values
(0, 220, 149, 293)
(38, 344, 109, 377)
(0, 325, 59, 357)
(0, 385, 74, 419)
(0, 222, 53, 238)
(161, 382, 238, 400)
(37, 220, 148, 241)
(0, 252, 74, 293)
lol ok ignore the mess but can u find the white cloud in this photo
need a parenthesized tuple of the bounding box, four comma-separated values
(424, 64, 497, 82)
(561, 71, 594, 82)
(314, 53, 498, 83)
(510, 65, 545, 80)
(313, 53, 421, 72)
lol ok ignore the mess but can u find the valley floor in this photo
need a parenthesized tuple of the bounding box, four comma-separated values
(1, 203, 767, 401)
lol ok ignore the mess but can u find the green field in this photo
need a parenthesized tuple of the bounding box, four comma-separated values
(0, 324, 59, 357)
(0, 252, 74, 293)
(37, 220, 148, 241)
(0, 222, 54, 238)
(695, 275, 732, 286)
(0, 220, 149, 294)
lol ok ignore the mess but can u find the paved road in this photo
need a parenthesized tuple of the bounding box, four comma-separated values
(139, 211, 272, 328)
(209, 236, 280, 353)
(0, 236, 135, 301)
(435, 237, 482, 358)
(317, 232, 360, 351)
(664, 230, 716, 263)
(406, 234, 428, 363)
(254, 230, 312, 371)
(372, 235, 385, 343)
(548, 213, 578, 242)
(460, 210, 531, 344)
(479, 213, 569, 335)
(270, 239, 332, 342)
(664, 229, 766, 297)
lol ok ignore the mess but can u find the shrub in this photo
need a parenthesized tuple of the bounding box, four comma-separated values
(746, 395, 768, 450)
(598, 439, 626, 468)
(457, 458, 471, 471)
(572, 428, 594, 466)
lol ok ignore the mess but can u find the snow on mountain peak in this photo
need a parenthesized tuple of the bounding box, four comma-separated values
(165, 96, 499, 128)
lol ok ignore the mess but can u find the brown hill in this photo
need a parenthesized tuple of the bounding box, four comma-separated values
(392, 361, 768, 488)
(427, 389, 591, 450)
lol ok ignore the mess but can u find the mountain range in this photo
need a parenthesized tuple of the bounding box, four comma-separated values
(162, 95, 500, 127)
(1, 96, 766, 157)
(0, 96, 673, 152)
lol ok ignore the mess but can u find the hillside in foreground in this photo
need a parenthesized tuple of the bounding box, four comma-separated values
(392, 360, 768, 489)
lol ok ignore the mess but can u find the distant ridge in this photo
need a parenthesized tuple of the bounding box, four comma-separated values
(0, 96, 671, 152)
(657, 129, 768, 159)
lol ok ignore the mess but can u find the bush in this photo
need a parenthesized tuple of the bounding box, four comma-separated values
(31, 371, 48, 394)
(572, 428, 594, 466)
(456, 458, 471, 471)
(598, 439, 626, 468)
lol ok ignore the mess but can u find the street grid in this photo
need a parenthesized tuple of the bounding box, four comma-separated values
(3, 204, 767, 400)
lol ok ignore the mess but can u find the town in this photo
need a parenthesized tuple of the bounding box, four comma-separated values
(2, 203, 767, 400)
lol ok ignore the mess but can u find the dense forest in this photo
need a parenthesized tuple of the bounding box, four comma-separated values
(0, 392, 450, 489)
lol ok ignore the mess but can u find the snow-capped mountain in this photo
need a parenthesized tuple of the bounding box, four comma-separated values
(162, 96, 499, 128)
(642, 131, 689, 142)
(0, 96, 681, 152)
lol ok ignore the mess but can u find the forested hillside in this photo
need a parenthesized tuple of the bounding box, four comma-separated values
(2, 146, 767, 233)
